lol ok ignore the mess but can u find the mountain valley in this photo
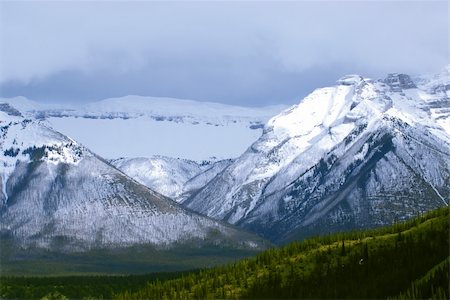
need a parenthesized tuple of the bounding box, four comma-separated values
(0, 104, 268, 274)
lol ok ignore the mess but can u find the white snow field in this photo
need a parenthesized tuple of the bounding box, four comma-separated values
(1, 96, 286, 161)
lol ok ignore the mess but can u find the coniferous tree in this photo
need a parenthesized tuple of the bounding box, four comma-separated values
(341, 240, 346, 256)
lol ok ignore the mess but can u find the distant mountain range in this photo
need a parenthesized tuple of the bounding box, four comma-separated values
(1, 96, 286, 161)
(0, 104, 267, 256)
(1, 66, 449, 259)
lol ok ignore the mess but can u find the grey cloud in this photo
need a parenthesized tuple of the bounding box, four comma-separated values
(0, 1, 448, 106)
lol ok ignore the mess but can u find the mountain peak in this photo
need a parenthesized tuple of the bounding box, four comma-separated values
(0, 114, 267, 251)
(383, 73, 416, 91)
(336, 74, 365, 86)
(185, 68, 450, 243)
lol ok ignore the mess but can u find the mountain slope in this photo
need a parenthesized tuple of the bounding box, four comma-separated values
(114, 207, 449, 300)
(178, 159, 234, 203)
(1, 96, 286, 160)
(0, 104, 267, 252)
(110, 157, 232, 201)
(185, 69, 450, 243)
(109, 156, 204, 200)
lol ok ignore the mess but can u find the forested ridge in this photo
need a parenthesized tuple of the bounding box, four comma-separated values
(1, 207, 448, 299)
(117, 207, 449, 299)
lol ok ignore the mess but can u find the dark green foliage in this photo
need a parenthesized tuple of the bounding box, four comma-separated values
(0, 244, 261, 299)
(0, 272, 193, 300)
(22, 146, 46, 161)
(1, 207, 448, 299)
(114, 207, 449, 299)
(40, 291, 68, 300)
(362, 243, 369, 262)
(340, 240, 346, 256)
(3, 147, 19, 157)
(0, 243, 259, 276)
(389, 257, 450, 300)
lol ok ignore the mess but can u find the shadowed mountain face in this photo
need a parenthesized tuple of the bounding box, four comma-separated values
(0, 105, 267, 253)
(184, 69, 450, 244)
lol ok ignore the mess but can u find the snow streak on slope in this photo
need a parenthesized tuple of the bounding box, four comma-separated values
(185, 68, 450, 243)
(0, 106, 266, 251)
(1, 96, 287, 161)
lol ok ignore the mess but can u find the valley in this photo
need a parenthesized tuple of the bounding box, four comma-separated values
(1, 207, 448, 299)
(0, 68, 449, 299)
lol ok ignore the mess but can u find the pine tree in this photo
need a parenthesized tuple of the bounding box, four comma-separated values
(363, 243, 369, 261)
(341, 240, 346, 256)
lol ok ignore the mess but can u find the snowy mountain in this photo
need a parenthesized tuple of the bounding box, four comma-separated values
(110, 156, 232, 201)
(0, 104, 266, 252)
(179, 159, 234, 203)
(1, 96, 286, 161)
(184, 67, 450, 243)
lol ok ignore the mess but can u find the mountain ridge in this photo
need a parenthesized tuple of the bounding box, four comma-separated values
(0, 96, 287, 161)
(110, 156, 233, 201)
(184, 68, 450, 243)
(0, 105, 268, 253)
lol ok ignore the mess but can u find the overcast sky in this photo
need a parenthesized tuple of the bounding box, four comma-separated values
(0, 1, 448, 106)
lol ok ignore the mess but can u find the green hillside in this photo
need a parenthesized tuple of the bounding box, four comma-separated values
(1, 207, 448, 299)
(116, 207, 449, 300)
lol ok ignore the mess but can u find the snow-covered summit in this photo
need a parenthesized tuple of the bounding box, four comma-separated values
(184, 67, 450, 243)
(2, 95, 285, 126)
(0, 108, 266, 251)
(83, 95, 286, 124)
(0, 105, 87, 200)
(336, 74, 364, 86)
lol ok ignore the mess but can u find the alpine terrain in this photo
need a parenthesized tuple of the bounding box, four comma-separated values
(111, 156, 233, 202)
(1, 96, 286, 161)
(184, 67, 450, 243)
(0, 103, 267, 256)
